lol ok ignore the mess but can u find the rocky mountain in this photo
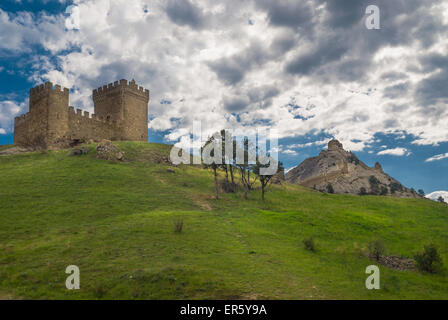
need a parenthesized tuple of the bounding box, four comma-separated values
(285, 140, 419, 198)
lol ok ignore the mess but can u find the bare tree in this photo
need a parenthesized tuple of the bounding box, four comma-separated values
(234, 137, 258, 199)
(254, 160, 283, 201)
(219, 130, 237, 190)
(201, 135, 221, 199)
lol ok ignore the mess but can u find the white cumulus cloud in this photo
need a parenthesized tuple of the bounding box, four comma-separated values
(377, 147, 411, 156)
(425, 152, 448, 162)
(0, 0, 447, 151)
(426, 191, 448, 202)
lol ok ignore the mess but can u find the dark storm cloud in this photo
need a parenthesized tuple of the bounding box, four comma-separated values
(384, 119, 399, 128)
(223, 96, 250, 112)
(381, 72, 408, 82)
(207, 42, 269, 86)
(222, 85, 280, 112)
(208, 0, 446, 87)
(270, 31, 297, 56)
(319, 0, 366, 28)
(285, 36, 348, 75)
(383, 82, 411, 99)
(419, 53, 448, 72)
(165, 0, 205, 29)
(256, 0, 314, 29)
(247, 85, 280, 103)
(332, 59, 369, 82)
(276, 0, 446, 82)
(384, 103, 409, 113)
(97, 60, 159, 86)
(414, 53, 448, 106)
(416, 70, 448, 105)
(207, 59, 245, 86)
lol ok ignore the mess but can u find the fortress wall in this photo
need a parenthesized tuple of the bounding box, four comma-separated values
(14, 79, 150, 147)
(14, 111, 47, 145)
(14, 82, 71, 146)
(92, 79, 149, 102)
(92, 81, 124, 122)
(93, 79, 149, 141)
(14, 83, 52, 145)
(68, 107, 117, 141)
(46, 84, 70, 144)
(121, 91, 149, 141)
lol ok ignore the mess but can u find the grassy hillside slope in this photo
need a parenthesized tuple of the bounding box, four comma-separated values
(0, 142, 447, 299)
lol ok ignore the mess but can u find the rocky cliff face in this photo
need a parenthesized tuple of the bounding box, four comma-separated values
(286, 140, 419, 198)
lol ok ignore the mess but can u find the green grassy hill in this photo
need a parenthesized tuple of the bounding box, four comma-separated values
(0, 142, 447, 299)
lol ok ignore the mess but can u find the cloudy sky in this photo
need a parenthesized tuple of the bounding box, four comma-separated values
(0, 0, 447, 193)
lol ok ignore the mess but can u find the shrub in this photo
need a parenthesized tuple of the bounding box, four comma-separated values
(174, 218, 184, 233)
(326, 183, 334, 194)
(414, 244, 443, 274)
(347, 153, 360, 165)
(219, 180, 236, 193)
(368, 240, 385, 261)
(369, 176, 380, 195)
(303, 236, 316, 252)
(438, 196, 445, 204)
(380, 186, 388, 196)
(390, 182, 403, 194)
(93, 284, 106, 298)
(359, 187, 367, 196)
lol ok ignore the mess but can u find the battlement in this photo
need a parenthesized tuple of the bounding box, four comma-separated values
(29, 82, 69, 102)
(68, 106, 118, 125)
(14, 79, 149, 147)
(92, 79, 149, 100)
(14, 112, 31, 126)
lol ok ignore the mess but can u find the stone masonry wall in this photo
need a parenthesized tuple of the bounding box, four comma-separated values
(67, 107, 117, 142)
(14, 79, 150, 148)
(93, 79, 149, 142)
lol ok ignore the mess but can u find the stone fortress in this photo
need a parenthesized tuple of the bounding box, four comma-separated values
(14, 79, 149, 148)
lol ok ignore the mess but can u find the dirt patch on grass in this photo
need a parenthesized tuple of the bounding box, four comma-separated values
(0, 291, 19, 300)
(195, 200, 212, 211)
(239, 293, 259, 300)
(132, 150, 171, 164)
(191, 194, 213, 211)
(0, 146, 31, 156)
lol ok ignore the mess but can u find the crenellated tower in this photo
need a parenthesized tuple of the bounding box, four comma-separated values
(15, 82, 70, 147)
(14, 79, 150, 148)
(93, 79, 149, 141)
